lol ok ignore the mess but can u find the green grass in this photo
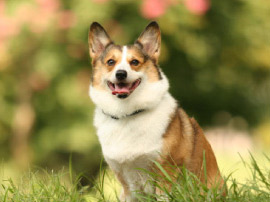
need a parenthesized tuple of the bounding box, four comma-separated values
(0, 169, 87, 202)
(1, 154, 270, 202)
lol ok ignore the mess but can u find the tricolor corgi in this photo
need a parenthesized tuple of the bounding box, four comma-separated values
(88, 21, 224, 201)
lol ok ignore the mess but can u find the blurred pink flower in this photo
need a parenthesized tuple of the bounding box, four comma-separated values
(0, 17, 20, 39)
(10, 3, 51, 34)
(29, 11, 53, 33)
(58, 11, 76, 29)
(0, 1, 19, 40)
(36, 0, 59, 13)
(29, 0, 61, 33)
(0, 0, 66, 45)
(184, 0, 210, 15)
(141, 0, 168, 19)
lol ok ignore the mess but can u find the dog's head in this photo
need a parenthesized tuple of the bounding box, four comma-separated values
(88, 22, 169, 117)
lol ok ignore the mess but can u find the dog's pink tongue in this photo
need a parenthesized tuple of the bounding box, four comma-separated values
(112, 84, 130, 95)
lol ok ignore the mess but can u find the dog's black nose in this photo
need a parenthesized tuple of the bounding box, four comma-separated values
(116, 70, 127, 80)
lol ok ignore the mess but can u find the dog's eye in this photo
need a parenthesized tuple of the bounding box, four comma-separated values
(130, 59, 139, 66)
(107, 59, 116, 66)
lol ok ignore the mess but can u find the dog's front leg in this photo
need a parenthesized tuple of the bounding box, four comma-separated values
(114, 172, 132, 202)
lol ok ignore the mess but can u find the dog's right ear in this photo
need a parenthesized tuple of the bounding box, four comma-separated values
(88, 22, 113, 59)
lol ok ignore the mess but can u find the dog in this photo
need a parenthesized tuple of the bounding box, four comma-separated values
(88, 21, 224, 201)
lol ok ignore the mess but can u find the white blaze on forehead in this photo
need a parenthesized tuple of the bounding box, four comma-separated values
(121, 46, 128, 63)
(115, 45, 130, 71)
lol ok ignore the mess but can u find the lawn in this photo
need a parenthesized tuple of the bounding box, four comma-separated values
(1, 152, 270, 202)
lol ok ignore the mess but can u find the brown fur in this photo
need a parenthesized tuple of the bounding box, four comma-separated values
(158, 108, 224, 190)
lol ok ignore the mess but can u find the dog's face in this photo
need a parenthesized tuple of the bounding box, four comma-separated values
(89, 22, 169, 117)
(88, 22, 162, 99)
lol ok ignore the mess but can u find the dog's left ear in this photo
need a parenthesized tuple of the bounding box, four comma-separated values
(135, 21, 161, 61)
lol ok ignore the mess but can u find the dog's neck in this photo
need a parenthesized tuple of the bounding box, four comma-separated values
(102, 109, 145, 120)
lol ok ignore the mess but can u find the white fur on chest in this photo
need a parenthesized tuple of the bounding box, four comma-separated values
(93, 93, 176, 195)
(94, 93, 176, 164)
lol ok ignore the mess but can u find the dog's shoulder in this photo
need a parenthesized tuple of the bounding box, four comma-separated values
(163, 107, 195, 141)
(161, 107, 202, 165)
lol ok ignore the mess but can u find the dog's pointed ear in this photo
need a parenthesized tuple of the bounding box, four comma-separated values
(88, 22, 113, 59)
(135, 21, 161, 60)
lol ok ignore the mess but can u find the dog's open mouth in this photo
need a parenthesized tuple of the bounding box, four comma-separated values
(107, 79, 141, 98)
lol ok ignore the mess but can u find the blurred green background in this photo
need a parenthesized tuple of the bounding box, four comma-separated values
(0, 0, 270, 186)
